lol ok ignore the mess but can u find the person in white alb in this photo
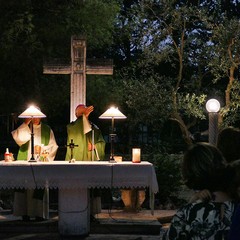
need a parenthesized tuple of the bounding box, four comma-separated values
(11, 116, 58, 221)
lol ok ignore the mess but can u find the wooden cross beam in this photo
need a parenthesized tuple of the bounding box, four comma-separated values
(43, 35, 113, 122)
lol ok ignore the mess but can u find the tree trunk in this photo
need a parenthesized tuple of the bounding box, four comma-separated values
(225, 65, 235, 107)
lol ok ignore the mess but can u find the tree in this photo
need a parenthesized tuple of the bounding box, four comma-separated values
(113, 0, 210, 147)
(113, 0, 240, 149)
(208, 17, 240, 126)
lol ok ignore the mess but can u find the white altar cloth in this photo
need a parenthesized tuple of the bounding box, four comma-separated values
(0, 161, 159, 236)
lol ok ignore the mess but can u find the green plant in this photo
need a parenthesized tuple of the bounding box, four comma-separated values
(149, 153, 185, 208)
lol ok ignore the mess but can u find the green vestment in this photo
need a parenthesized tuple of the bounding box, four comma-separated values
(17, 123, 51, 160)
(16, 123, 51, 200)
(16, 123, 51, 203)
(65, 117, 105, 161)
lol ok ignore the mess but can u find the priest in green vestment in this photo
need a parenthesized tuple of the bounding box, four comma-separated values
(65, 104, 105, 216)
(65, 104, 105, 161)
(11, 116, 58, 221)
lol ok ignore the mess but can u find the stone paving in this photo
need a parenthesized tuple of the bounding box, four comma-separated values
(0, 209, 174, 240)
(0, 233, 165, 239)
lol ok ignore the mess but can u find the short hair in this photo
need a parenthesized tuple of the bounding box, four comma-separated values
(217, 126, 240, 163)
(182, 142, 228, 191)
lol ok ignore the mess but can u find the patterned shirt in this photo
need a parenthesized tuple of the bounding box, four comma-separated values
(163, 201, 237, 240)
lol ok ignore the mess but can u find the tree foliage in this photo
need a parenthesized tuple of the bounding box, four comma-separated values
(1, 0, 240, 152)
(113, 1, 210, 146)
(0, 0, 119, 116)
(113, 0, 240, 148)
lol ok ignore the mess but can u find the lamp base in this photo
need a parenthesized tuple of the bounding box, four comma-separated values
(109, 156, 116, 163)
(28, 159, 37, 162)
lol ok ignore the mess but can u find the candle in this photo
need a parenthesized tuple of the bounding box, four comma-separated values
(132, 148, 141, 163)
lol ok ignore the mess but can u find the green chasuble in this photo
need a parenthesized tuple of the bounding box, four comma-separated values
(65, 117, 106, 161)
(16, 123, 51, 200)
(17, 123, 51, 160)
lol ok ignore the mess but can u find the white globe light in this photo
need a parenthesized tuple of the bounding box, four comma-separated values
(206, 99, 220, 113)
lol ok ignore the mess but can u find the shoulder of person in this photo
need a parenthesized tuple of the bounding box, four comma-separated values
(67, 118, 83, 126)
(41, 122, 51, 128)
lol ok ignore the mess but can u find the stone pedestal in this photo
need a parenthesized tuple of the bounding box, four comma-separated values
(58, 188, 90, 236)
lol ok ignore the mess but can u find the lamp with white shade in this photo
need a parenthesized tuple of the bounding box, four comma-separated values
(18, 105, 46, 162)
(99, 106, 126, 162)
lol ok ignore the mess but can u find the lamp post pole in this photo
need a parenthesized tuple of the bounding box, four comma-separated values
(206, 99, 220, 145)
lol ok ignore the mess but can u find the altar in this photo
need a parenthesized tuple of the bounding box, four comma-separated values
(0, 161, 159, 236)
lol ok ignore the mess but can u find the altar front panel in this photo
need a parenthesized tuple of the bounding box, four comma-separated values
(0, 161, 159, 193)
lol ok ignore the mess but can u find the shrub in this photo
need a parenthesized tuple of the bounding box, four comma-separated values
(146, 153, 186, 208)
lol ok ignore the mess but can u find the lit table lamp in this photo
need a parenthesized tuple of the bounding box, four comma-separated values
(18, 105, 46, 162)
(99, 106, 127, 162)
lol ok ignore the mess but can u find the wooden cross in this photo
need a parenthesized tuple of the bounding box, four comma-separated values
(43, 35, 113, 122)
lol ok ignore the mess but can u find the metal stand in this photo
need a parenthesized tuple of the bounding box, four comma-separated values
(92, 124, 95, 161)
(29, 120, 37, 162)
(91, 124, 100, 161)
(109, 118, 116, 163)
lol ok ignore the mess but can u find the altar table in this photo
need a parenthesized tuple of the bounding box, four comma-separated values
(0, 161, 159, 236)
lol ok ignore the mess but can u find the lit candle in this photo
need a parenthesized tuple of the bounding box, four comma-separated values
(132, 148, 141, 163)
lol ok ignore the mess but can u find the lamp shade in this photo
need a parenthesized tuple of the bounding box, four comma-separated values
(99, 106, 126, 119)
(206, 99, 220, 113)
(18, 105, 46, 118)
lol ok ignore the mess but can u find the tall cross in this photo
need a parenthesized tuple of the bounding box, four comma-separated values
(43, 35, 113, 122)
